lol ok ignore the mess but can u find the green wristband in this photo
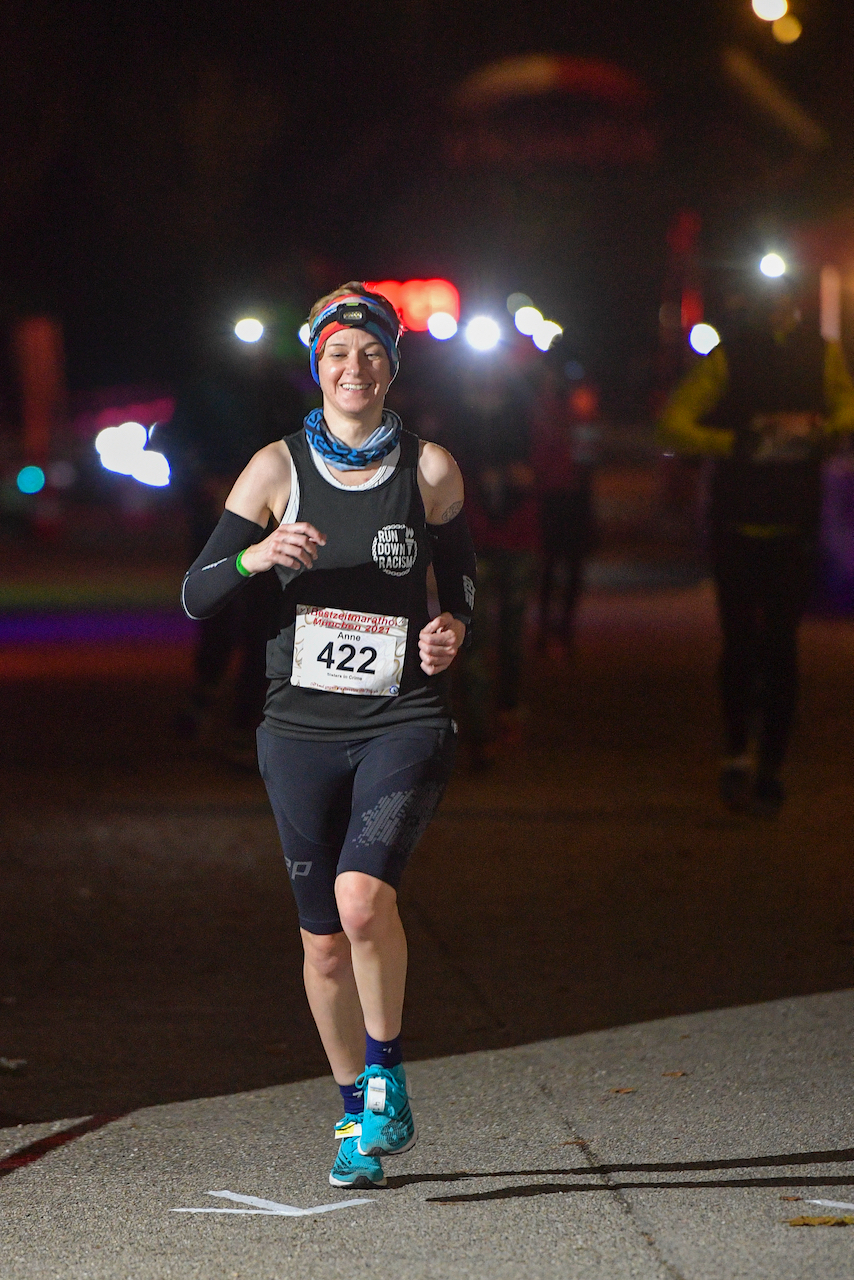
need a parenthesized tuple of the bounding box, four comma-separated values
(235, 549, 255, 578)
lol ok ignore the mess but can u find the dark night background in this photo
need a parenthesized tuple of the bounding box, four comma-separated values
(3, 0, 854, 402)
(3, 1, 854, 1131)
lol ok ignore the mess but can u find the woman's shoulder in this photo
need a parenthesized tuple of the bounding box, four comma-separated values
(249, 437, 294, 482)
(226, 438, 294, 524)
(417, 438, 460, 483)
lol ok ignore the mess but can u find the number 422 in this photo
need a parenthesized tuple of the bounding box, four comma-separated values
(317, 642, 377, 674)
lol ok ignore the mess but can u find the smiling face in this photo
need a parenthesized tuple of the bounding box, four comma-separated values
(317, 326, 392, 424)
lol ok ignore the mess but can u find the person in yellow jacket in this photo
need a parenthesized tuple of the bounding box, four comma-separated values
(658, 282, 854, 815)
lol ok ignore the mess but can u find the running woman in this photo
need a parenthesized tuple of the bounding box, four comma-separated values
(182, 284, 476, 1188)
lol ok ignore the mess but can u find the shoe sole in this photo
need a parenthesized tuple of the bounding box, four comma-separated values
(328, 1172, 386, 1189)
(358, 1130, 417, 1158)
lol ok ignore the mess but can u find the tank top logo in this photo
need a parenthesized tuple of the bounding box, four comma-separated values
(372, 523, 418, 577)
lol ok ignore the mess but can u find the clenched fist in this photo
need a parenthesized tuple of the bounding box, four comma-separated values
(240, 522, 326, 574)
(418, 612, 466, 675)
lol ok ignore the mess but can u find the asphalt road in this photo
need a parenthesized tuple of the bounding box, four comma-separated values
(2, 993, 854, 1279)
(1, 582, 854, 1127)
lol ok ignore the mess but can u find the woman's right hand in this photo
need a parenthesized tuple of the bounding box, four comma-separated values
(240, 522, 326, 574)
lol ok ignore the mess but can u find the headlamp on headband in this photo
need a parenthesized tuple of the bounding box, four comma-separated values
(335, 303, 370, 328)
(308, 293, 402, 385)
(309, 299, 400, 345)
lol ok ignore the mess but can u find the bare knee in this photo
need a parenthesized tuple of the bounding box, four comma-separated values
(335, 873, 397, 943)
(301, 929, 351, 980)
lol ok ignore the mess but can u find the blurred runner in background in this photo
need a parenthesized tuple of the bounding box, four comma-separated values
(658, 277, 854, 815)
(442, 362, 537, 769)
(532, 359, 599, 657)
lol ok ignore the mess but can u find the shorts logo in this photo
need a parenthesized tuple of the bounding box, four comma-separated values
(463, 574, 475, 611)
(372, 524, 417, 577)
(285, 858, 312, 879)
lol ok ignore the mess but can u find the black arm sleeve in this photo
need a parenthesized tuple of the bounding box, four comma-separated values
(181, 509, 267, 620)
(427, 508, 477, 633)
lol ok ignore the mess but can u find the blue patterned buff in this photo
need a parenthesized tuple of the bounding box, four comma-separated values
(304, 407, 402, 471)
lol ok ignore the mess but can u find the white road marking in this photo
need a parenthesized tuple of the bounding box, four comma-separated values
(172, 1208, 288, 1215)
(804, 1198, 854, 1213)
(171, 1189, 374, 1217)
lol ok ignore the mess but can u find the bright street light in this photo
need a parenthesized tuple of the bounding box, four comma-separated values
(760, 253, 787, 278)
(752, 0, 787, 20)
(298, 323, 310, 346)
(235, 317, 264, 343)
(513, 306, 543, 337)
(130, 451, 170, 487)
(532, 319, 563, 351)
(95, 422, 149, 475)
(427, 312, 458, 340)
(464, 316, 501, 351)
(94, 421, 168, 485)
(689, 323, 721, 355)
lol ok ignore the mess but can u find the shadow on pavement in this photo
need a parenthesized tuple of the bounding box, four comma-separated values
(427, 1173, 854, 1203)
(388, 1145, 854, 1189)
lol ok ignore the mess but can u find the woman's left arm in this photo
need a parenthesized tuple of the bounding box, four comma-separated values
(417, 443, 477, 675)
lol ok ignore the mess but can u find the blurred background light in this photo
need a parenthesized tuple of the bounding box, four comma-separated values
(95, 421, 149, 475)
(365, 279, 460, 332)
(16, 465, 45, 494)
(402, 279, 460, 331)
(366, 280, 403, 317)
(234, 317, 264, 343)
(532, 319, 563, 351)
(514, 305, 543, 336)
(47, 460, 77, 489)
(465, 316, 501, 350)
(689, 322, 721, 355)
(760, 252, 787, 277)
(564, 360, 585, 380)
(298, 323, 310, 346)
(130, 451, 170, 487)
(772, 14, 802, 42)
(427, 312, 458, 340)
(752, 0, 787, 19)
(506, 292, 533, 315)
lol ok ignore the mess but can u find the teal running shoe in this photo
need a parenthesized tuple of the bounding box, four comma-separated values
(356, 1064, 416, 1157)
(333, 1113, 362, 1141)
(329, 1136, 386, 1189)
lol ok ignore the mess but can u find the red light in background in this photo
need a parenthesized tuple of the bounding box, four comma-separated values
(365, 279, 460, 332)
(569, 385, 599, 419)
(680, 288, 703, 332)
(368, 280, 403, 315)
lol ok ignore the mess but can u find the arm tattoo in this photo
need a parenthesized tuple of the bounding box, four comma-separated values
(440, 500, 463, 524)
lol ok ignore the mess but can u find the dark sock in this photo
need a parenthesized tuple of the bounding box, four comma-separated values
(338, 1081, 364, 1116)
(365, 1032, 403, 1070)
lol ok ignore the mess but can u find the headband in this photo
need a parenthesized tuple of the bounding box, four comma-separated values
(308, 294, 401, 385)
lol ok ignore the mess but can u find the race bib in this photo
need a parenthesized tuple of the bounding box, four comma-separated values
(291, 606, 408, 697)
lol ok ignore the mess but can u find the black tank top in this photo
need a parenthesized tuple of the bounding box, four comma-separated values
(263, 427, 451, 739)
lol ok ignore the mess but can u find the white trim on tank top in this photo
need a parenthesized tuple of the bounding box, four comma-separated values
(279, 441, 401, 526)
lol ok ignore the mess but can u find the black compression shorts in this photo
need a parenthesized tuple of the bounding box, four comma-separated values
(257, 722, 456, 933)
